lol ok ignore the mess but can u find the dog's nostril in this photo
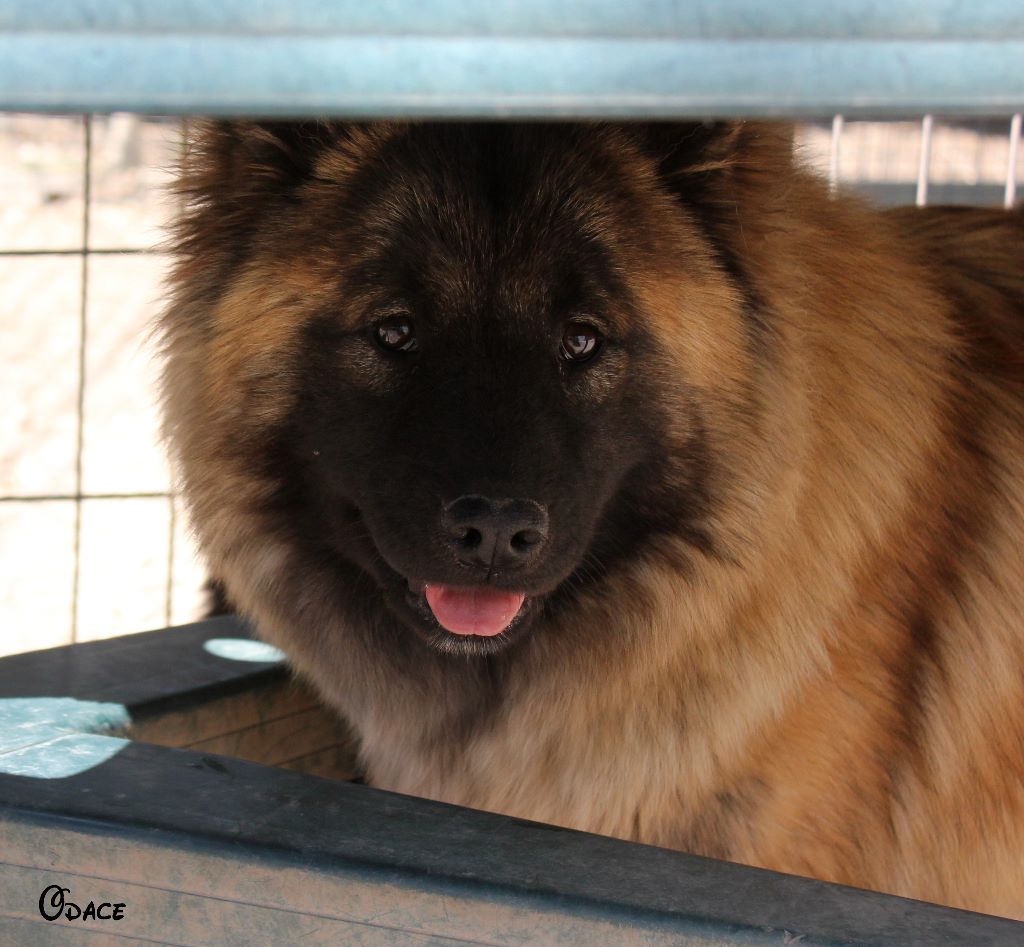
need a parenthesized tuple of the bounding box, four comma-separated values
(442, 495, 549, 569)
(511, 529, 543, 552)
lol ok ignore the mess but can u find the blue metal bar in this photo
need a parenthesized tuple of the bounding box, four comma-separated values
(1, 35, 1023, 118)
(1, 3, 1022, 119)
(3, 0, 1023, 40)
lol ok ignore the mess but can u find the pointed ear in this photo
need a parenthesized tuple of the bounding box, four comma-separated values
(170, 121, 342, 290)
(226, 120, 336, 184)
(634, 121, 795, 201)
(180, 120, 340, 199)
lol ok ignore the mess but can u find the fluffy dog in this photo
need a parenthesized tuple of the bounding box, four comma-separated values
(161, 121, 1024, 916)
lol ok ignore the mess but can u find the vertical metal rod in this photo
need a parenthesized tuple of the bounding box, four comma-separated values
(70, 115, 92, 644)
(915, 114, 933, 207)
(828, 114, 844, 192)
(1006, 113, 1022, 209)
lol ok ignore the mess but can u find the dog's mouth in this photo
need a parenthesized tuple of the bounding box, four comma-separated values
(400, 577, 537, 654)
(423, 584, 526, 636)
(336, 504, 549, 654)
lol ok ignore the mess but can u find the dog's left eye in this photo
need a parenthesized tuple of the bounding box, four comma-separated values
(374, 317, 418, 353)
(560, 323, 603, 363)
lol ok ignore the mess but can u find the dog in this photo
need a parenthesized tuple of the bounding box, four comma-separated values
(160, 120, 1024, 916)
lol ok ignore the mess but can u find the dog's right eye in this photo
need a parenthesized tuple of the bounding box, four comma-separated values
(374, 317, 418, 353)
(560, 322, 603, 363)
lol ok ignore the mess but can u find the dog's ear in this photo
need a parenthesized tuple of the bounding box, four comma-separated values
(224, 121, 336, 185)
(638, 121, 739, 177)
(170, 121, 342, 279)
(179, 120, 338, 201)
(634, 121, 795, 204)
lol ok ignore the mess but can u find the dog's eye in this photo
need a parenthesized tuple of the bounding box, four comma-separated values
(374, 317, 418, 353)
(560, 323, 603, 363)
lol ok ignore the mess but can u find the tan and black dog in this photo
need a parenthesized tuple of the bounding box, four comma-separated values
(161, 121, 1024, 916)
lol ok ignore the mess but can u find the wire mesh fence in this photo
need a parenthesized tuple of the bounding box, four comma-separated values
(0, 114, 204, 656)
(0, 112, 1021, 658)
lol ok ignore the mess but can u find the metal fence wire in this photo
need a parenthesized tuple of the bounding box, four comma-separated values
(0, 112, 1021, 658)
(0, 114, 202, 655)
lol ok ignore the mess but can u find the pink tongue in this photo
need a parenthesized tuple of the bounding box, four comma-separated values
(424, 585, 526, 636)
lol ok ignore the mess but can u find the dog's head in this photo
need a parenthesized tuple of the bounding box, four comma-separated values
(165, 122, 787, 657)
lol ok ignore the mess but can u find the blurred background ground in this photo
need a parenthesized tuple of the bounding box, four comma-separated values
(0, 114, 1020, 658)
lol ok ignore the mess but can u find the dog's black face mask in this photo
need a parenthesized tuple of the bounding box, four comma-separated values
(264, 124, 703, 654)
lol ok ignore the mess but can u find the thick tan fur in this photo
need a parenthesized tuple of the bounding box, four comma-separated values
(162, 122, 1024, 917)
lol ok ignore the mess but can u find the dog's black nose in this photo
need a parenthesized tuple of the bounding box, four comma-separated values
(442, 495, 549, 570)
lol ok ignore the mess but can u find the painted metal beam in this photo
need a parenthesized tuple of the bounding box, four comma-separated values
(1, 1, 1022, 117)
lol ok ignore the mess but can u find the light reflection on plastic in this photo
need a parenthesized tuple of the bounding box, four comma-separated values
(0, 697, 130, 779)
(203, 638, 287, 663)
(0, 641, 286, 779)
